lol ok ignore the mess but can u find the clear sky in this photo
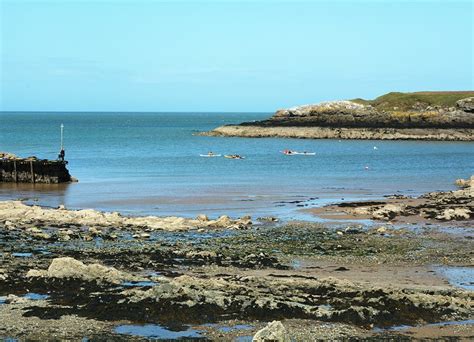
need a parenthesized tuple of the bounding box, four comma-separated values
(0, 0, 472, 112)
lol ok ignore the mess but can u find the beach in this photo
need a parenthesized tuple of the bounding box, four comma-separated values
(1, 112, 473, 340)
(2, 0, 473, 339)
(0, 176, 473, 340)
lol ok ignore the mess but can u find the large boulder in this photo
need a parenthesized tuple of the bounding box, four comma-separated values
(372, 204, 404, 220)
(436, 208, 472, 220)
(26, 257, 142, 284)
(252, 321, 290, 342)
(456, 97, 474, 113)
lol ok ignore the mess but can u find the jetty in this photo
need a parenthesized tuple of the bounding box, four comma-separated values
(0, 152, 72, 184)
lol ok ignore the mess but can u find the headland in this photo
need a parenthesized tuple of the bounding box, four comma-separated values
(204, 91, 474, 140)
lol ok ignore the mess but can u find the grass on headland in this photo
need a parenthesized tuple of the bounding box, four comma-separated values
(351, 91, 474, 111)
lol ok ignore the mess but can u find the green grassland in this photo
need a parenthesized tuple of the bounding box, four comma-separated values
(351, 91, 474, 111)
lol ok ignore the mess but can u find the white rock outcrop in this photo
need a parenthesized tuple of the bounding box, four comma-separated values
(252, 321, 290, 342)
(26, 257, 142, 284)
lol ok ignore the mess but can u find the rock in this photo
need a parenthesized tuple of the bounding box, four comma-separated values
(274, 100, 371, 117)
(372, 204, 404, 220)
(455, 176, 474, 188)
(4, 294, 29, 304)
(436, 208, 472, 220)
(455, 178, 470, 188)
(127, 273, 472, 327)
(26, 227, 42, 234)
(252, 321, 290, 342)
(185, 250, 217, 260)
(0, 269, 7, 281)
(4, 220, 15, 230)
(213, 215, 232, 227)
(88, 227, 101, 236)
(196, 214, 209, 222)
(26, 227, 51, 240)
(376, 227, 387, 234)
(0, 201, 245, 232)
(456, 97, 474, 113)
(0, 152, 18, 160)
(139, 233, 151, 239)
(344, 227, 363, 234)
(236, 216, 252, 228)
(26, 257, 142, 284)
(257, 216, 279, 222)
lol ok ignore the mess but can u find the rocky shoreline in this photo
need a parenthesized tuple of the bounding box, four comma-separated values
(310, 176, 473, 223)
(204, 125, 474, 141)
(0, 177, 473, 340)
(203, 92, 474, 140)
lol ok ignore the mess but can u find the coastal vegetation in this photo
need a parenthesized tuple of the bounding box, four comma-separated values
(351, 91, 474, 111)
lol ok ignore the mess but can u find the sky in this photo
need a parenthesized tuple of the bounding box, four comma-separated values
(0, 0, 472, 112)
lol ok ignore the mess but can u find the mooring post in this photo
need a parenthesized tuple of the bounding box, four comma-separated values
(13, 160, 18, 183)
(30, 160, 35, 183)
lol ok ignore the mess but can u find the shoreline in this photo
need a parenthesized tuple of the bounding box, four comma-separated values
(203, 125, 474, 141)
(0, 176, 473, 340)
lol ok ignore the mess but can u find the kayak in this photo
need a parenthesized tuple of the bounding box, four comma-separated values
(224, 155, 245, 159)
(292, 152, 315, 156)
(199, 154, 221, 157)
(281, 151, 315, 156)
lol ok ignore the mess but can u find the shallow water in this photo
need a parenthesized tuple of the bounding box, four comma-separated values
(23, 293, 50, 300)
(374, 319, 474, 332)
(434, 266, 474, 291)
(114, 324, 203, 339)
(1, 112, 473, 218)
(11, 252, 33, 258)
(121, 281, 157, 288)
(217, 324, 253, 333)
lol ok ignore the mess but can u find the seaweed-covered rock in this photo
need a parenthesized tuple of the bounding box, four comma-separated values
(372, 204, 404, 220)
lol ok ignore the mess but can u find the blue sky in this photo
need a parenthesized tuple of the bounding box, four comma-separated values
(1, 0, 472, 112)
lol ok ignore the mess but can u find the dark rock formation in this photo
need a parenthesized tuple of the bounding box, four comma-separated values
(242, 99, 474, 129)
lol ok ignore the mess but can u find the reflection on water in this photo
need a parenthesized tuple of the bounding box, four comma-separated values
(0, 182, 71, 208)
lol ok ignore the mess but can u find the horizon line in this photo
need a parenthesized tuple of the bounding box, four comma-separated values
(0, 110, 272, 114)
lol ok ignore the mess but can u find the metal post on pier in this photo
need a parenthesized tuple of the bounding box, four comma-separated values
(58, 124, 66, 162)
(60, 124, 64, 151)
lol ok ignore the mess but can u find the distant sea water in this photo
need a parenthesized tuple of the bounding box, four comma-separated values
(1, 112, 473, 220)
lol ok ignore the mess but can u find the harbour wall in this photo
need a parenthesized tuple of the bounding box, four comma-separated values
(0, 159, 72, 184)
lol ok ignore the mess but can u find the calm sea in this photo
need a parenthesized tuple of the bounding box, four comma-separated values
(1, 112, 473, 219)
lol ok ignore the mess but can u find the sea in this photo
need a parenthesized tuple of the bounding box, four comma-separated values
(1, 112, 473, 220)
